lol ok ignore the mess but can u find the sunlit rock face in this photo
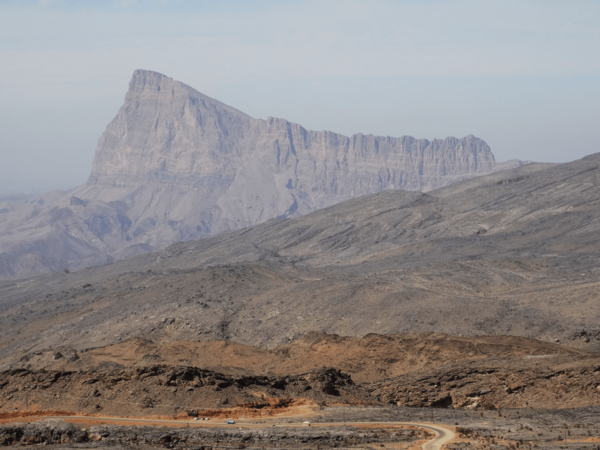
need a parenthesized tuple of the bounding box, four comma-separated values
(0, 70, 524, 279)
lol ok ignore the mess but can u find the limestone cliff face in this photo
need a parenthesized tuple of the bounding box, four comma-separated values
(86, 70, 518, 233)
(0, 70, 524, 279)
(91, 71, 497, 192)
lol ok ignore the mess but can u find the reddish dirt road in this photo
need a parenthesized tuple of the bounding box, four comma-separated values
(0, 411, 456, 450)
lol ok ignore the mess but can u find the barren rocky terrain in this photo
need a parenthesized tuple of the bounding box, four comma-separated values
(371, 352, 600, 410)
(0, 70, 521, 279)
(4, 406, 600, 449)
(1, 333, 599, 418)
(0, 365, 371, 418)
(2, 98, 600, 446)
(0, 418, 430, 449)
(1, 153, 600, 364)
(14, 332, 585, 382)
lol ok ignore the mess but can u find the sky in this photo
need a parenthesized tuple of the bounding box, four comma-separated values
(1, 0, 599, 194)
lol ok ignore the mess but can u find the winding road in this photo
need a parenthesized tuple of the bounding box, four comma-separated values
(14, 415, 456, 450)
(403, 422, 455, 450)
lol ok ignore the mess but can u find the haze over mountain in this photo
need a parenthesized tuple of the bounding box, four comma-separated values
(0, 70, 523, 280)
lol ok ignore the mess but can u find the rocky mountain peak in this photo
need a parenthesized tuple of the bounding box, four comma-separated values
(128, 69, 170, 92)
(0, 70, 527, 279)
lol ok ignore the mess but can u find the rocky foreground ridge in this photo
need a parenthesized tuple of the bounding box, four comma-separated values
(2, 336, 600, 416)
(0, 365, 371, 417)
(0, 420, 426, 448)
(0, 70, 523, 279)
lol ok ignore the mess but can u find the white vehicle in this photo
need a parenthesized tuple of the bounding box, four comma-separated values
(226, 420, 235, 424)
(194, 417, 198, 421)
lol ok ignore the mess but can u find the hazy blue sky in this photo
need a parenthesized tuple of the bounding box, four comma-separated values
(1, 0, 599, 193)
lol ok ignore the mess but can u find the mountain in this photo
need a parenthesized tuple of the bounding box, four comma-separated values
(0, 70, 524, 279)
(2, 152, 600, 371)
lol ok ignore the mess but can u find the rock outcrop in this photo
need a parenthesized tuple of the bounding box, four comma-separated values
(370, 354, 600, 410)
(0, 70, 524, 279)
(0, 365, 372, 418)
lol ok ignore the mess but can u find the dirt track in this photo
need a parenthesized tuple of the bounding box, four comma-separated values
(1, 413, 454, 450)
(4, 402, 600, 449)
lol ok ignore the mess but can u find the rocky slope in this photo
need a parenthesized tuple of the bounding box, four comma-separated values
(0, 70, 523, 279)
(371, 353, 600, 410)
(2, 335, 600, 415)
(13, 333, 587, 384)
(0, 366, 371, 418)
(2, 154, 600, 362)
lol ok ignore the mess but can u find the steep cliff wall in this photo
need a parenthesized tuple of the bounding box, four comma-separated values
(0, 70, 524, 278)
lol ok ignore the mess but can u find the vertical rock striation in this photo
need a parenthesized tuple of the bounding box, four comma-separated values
(87, 70, 522, 229)
(0, 70, 525, 278)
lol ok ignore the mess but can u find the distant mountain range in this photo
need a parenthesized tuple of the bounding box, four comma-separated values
(0, 70, 525, 279)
